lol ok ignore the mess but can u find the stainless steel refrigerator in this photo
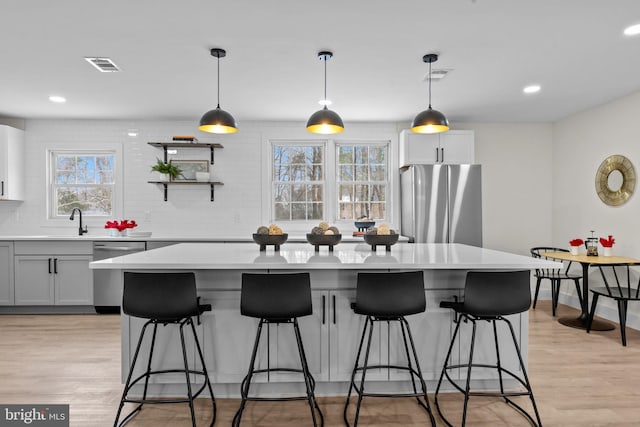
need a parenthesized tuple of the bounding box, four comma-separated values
(400, 164, 482, 246)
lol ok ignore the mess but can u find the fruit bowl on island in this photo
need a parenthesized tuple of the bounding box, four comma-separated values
(253, 224, 287, 251)
(306, 222, 342, 252)
(363, 223, 399, 251)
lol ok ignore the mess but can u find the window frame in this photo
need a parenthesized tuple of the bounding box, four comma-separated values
(45, 143, 123, 227)
(261, 127, 398, 234)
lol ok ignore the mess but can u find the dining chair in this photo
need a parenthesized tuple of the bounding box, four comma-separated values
(587, 264, 640, 346)
(530, 247, 583, 316)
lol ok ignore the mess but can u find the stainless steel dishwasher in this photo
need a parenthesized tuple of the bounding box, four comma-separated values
(93, 241, 146, 313)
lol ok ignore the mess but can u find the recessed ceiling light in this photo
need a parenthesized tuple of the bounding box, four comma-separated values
(49, 95, 66, 103)
(624, 24, 640, 36)
(318, 99, 332, 106)
(127, 131, 138, 137)
(523, 85, 541, 94)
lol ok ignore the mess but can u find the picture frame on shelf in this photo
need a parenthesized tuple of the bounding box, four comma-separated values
(169, 160, 209, 181)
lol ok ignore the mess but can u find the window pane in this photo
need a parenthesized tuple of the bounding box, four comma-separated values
(354, 203, 369, 219)
(338, 165, 353, 182)
(308, 184, 323, 202)
(370, 203, 385, 219)
(274, 203, 290, 221)
(273, 184, 290, 202)
(291, 203, 307, 220)
(55, 171, 76, 184)
(371, 184, 386, 202)
(355, 165, 368, 181)
(292, 184, 307, 202)
(339, 184, 353, 202)
(354, 184, 369, 201)
(274, 165, 289, 181)
(370, 164, 386, 181)
(369, 146, 386, 164)
(56, 187, 112, 216)
(339, 202, 353, 220)
(338, 146, 353, 164)
(307, 165, 323, 181)
(308, 203, 323, 220)
(57, 156, 75, 171)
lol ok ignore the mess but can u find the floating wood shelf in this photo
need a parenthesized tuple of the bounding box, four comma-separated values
(147, 181, 224, 202)
(147, 142, 224, 164)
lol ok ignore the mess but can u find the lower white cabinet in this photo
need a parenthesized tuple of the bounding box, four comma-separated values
(0, 242, 14, 305)
(14, 255, 93, 305)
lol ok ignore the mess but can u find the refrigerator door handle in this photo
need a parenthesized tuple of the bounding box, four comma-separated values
(441, 148, 444, 163)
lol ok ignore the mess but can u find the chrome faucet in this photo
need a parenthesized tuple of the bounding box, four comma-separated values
(69, 208, 88, 235)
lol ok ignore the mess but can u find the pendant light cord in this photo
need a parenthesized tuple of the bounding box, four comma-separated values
(324, 57, 327, 104)
(217, 55, 221, 109)
(428, 59, 432, 109)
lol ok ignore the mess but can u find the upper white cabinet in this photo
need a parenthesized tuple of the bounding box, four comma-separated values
(0, 125, 25, 200)
(399, 129, 474, 167)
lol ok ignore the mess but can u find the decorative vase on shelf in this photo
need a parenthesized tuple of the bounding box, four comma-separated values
(603, 247, 613, 257)
(569, 246, 580, 256)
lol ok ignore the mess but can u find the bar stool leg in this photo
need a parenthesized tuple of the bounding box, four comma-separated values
(460, 318, 478, 427)
(435, 313, 463, 427)
(352, 316, 375, 427)
(343, 315, 370, 426)
(233, 319, 265, 427)
(189, 317, 217, 426)
(399, 318, 420, 399)
(293, 318, 323, 427)
(114, 320, 152, 427)
(401, 317, 436, 426)
(492, 319, 506, 400)
(504, 317, 543, 427)
(141, 322, 159, 402)
(178, 319, 197, 426)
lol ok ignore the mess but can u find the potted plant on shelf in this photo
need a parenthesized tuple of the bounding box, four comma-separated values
(599, 235, 615, 256)
(569, 238, 583, 256)
(150, 158, 181, 181)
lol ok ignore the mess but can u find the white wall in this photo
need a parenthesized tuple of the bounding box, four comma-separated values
(0, 119, 552, 248)
(553, 91, 640, 328)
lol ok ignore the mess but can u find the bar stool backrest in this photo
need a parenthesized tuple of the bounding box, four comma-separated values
(123, 272, 199, 321)
(355, 271, 426, 316)
(241, 272, 312, 320)
(463, 270, 531, 317)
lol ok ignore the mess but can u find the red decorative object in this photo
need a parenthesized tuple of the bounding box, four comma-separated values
(599, 235, 615, 248)
(569, 238, 584, 247)
(105, 220, 138, 232)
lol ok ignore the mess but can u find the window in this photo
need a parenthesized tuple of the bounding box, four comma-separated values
(272, 143, 324, 221)
(336, 143, 388, 220)
(268, 138, 390, 225)
(50, 151, 116, 218)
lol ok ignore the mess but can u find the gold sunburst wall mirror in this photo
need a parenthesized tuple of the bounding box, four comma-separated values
(595, 154, 636, 206)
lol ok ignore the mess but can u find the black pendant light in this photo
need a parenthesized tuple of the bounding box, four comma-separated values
(199, 48, 238, 134)
(306, 51, 344, 134)
(411, 53, 449, 134)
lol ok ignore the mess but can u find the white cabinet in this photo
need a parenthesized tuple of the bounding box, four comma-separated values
(0, 125, 25, 200)
(0, 242, 14, 305)
(399, 129, 474, 167)
(13, 241, 93, 306)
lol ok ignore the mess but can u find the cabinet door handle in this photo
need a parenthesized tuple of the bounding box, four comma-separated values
(1, 181, 4, 196)
(332, 295, 336, 324)
(322, 295, 326, 325)
(48, 258, 52, 274)
(53, 258, 58, 274)
(441, 148, 444, 163)
(435, 147, 439, 163)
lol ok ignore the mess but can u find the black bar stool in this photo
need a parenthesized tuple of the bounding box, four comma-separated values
(232, 272, 323, 427)
(435, 270, 542, 427)
(343, 271, 436, 427)
(114, 272, 216, 427)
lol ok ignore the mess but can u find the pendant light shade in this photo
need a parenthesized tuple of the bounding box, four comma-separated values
(411, 53, 449, 134)
(307, 51, 344, 134)
(199, 48, 238, 134)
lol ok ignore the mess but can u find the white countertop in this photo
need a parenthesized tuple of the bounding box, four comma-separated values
(89, 242, 561, 270)
(0, 234, 383, 243)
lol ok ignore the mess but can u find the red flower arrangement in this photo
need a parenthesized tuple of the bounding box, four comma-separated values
(599, 235, 615, 248)
(105, 220, 138, 232)
(569, 238, 584, 247)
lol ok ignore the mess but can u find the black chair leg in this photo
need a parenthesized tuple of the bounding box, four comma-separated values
(586, 293, 600, 333)
(617, 300, 628, 346)
(533, 277, 542, 309)
(178, 320, 197, 426)
(233, 319, 264, 427)
(293, 318, 323, 427)
(343, 315, 370, 426)
(551, 280, 559, 316)
(353, 317, 375, 427)
(435, 313, 463, 427)
(492, 319, 506, 401)
(189, 317, 217, 426)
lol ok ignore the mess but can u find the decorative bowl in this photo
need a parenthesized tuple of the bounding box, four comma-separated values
(306, 233, 342, 251)
(354, 220, 375, 231)
(252, 233, 288, 251)
(363, 233, 399, 251)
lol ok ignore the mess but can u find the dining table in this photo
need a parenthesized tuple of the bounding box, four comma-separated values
(542, 251, 640, 330)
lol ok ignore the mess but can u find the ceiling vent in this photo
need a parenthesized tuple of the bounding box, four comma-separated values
(422, 68, 452, 82)
(84, 57, 121, 72)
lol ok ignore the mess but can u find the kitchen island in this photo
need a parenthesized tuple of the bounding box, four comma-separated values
(90, 242, 560, 398)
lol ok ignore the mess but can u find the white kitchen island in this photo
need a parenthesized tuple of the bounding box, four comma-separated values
(90, 242, 560, 398)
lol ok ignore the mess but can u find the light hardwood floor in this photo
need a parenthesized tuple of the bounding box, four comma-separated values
(1, 301, 639, 426)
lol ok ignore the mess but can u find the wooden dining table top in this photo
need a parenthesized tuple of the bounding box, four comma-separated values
(542, 251, 640, 265)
